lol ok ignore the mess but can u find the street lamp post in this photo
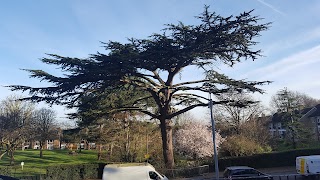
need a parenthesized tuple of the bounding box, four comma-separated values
(209, 93, 219, 179)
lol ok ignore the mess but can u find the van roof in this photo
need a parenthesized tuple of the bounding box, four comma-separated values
(297, 155, 320, 160)
(105, 163, 154, 168)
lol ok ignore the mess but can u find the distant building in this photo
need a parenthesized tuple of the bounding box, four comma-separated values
(21, 127, 96, 150)
(268, 112, 288, 139)
(268, 104, 320, 141)
(299, 104, 320, 141)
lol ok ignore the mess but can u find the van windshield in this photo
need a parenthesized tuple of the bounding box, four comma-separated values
(149, 171, 161, 180)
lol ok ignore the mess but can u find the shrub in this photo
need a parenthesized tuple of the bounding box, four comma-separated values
(219, 135, 270, 157)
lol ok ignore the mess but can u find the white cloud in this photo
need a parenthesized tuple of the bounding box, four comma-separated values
(256, 0, 286, 16)
(246, 45, 320, 80)
(246, 45, 320, 107)
(263, 26, 320, 56)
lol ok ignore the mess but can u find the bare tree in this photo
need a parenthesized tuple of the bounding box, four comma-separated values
(240, 117, 271, 147)
(0, 95, 34, 165)
(270, 88, 320, 113)
(214, 91, 265, 135)
(32, 108, 57, 158)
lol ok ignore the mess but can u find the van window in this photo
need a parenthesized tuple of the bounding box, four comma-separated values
(149, 171, 161, 180)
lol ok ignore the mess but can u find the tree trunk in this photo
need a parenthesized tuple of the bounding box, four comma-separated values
(159, 118, 174, 169)
(109, 143, 114, 160)
(9, 149, 14, 165)
(292, 133, 296, 149)
(40, 142, 43, 158)
(78, 142, 82, 153)
(125, 124, 130, 162)
(98, 144, 102, 161)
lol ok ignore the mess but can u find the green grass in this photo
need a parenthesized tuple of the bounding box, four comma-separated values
(0, 149, 107, 177)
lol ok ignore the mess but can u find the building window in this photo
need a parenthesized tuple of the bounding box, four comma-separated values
(277, 123, 282, 129)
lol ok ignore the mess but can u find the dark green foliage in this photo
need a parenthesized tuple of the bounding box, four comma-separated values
(8, 7, 270, 116)
(285, 120, 313, 148)
(71, 85, 155, 127)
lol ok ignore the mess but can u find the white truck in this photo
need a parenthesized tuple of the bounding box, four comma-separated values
(296, 155, 320, 176)
(102, 163, 169, 180)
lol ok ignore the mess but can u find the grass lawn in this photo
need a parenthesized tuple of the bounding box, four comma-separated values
(0, 149, 107, 177)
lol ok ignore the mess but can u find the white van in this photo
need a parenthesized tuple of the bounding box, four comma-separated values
(102, 163, 169, 180)
(296, 155, 320, 175)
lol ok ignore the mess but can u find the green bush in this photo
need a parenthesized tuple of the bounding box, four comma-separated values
(0, 166, 11, 176)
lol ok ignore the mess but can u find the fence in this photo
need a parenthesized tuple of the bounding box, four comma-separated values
(195, 174, 320, 180)
(160, 165, 210, 179)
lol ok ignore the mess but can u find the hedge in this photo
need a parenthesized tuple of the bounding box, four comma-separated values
(0, 166, 12, 176)
(44, 163, 106, 180)
(210, 148, 320, 171)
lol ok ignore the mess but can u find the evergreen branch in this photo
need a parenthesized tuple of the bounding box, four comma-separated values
(173, 79, 210, 87)
(108, 107, 158, 119)
(172, 93, 209, 102)
(168, 103, 208, 119)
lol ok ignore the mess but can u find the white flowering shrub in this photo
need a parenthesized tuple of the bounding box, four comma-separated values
(173, 122, 224, 159)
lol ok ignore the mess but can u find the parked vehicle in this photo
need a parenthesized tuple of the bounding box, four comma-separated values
(296, 155, 320, 176)
(0, 174, 19, 180)
(223, 166, 273, 180)
(102, 163, 169, 180)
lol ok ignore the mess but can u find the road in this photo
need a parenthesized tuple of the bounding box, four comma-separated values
(172, 166, 319, 180)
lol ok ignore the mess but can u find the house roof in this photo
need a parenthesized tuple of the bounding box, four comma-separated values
(257, 115, 272, 125)
(308, 104, 320, 117)
(271, 112, 288, 123)
(301, 107, 313, 114)
(271, 104, 320, 123)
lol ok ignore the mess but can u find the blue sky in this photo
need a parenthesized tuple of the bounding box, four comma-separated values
(1, 0, 320, 122)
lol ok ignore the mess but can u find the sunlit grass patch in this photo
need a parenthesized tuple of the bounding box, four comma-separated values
(0, 149, 106, 177)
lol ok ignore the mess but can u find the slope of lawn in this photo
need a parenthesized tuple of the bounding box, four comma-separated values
(0, 149, 106, 177)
